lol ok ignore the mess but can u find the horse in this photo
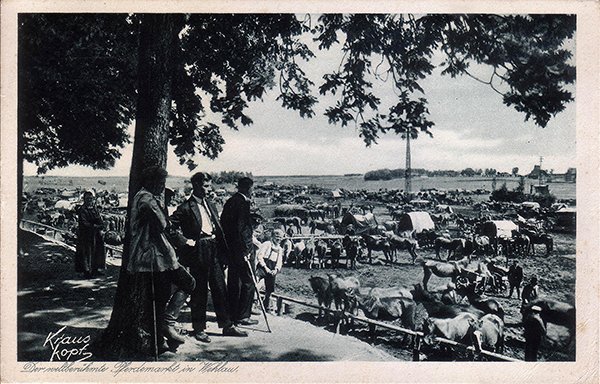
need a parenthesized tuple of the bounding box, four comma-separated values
(310, 219, 337, 234)
(289, 239, 306, 268)
(472, 314, 504, 354)
(422, 312, 479, 355)
(434, 237, 465, 260)
(522, 298, 575, 343)
(419, 256, 471, 291)
(351, 292, 417, 345)
(315, 238, 329, 269)
(411, 283, 484, 320)
(456, 280, 505, 320)
(329, 239, 344, 269)
(415, 228, 439, 249)
(385, 233, 418, 264)
(521, 228, 553, 255)
(328, 274, 360, 312)
(309, 276, 332, 318)
(361, 234, 391, 264)
(511, 230, 531, 257)
(273, 216, 302, 234)
(304, 239, 319, 269)
(342, 235, 360, 269)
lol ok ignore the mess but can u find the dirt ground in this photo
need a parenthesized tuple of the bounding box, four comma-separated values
(17, 203, 576, 362)
(273, 227, 576, 362)
(17, 230, 398, 363)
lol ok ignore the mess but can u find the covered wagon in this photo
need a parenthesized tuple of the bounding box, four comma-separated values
(482, 220, 519, 239)
(340, 212, 378, 235)
(397, 211, 435, 234)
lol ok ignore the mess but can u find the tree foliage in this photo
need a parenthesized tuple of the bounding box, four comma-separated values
(19, 13, 575, 175)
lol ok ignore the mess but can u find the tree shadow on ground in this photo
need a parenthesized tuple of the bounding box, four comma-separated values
(18, 230, 119, 361)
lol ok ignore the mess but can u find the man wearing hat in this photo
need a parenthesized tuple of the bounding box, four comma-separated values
(166, 172, 247, 344)
(221, 177, 259, 326)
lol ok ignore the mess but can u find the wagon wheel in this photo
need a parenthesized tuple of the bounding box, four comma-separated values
(474, 279, 486, 295)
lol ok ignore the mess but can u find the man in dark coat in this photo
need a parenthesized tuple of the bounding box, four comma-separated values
(220, 177, 259, 326)
(75, 191, 105, 278)
(507, 260, 524, 299)
(166, 172, 246, 345)
(523, 305, 546, 361)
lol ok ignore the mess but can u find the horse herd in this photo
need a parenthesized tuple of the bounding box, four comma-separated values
(308, 270, 575, 361)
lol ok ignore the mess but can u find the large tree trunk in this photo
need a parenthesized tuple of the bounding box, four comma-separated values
(95, 14, 180, 360)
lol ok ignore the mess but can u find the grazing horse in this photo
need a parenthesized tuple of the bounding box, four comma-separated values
(328, 274, 360, 312)
(521, 228, 553, 255)
(411, 283, 484, 320)
(386, 233, 418, 264)
(309, 276, 332, 318)
(457, 281, 505, 320)
(310, 219, 337, 234)
(472, 314, 504, 354)
(434, 237, 465, 260)
(420, 256, 471, 291)
(423, 312, 479, 349)
(351, 292, 417, 344)
(361, 234, 391, 263)
(273, 216, 302, 234)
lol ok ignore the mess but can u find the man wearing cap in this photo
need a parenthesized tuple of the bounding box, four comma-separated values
(166, 172, 247, 344)
(523, 305, 546, 361)
(221, 177, 259, 326)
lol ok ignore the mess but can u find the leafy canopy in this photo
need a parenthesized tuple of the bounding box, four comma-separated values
(19, 13, 575, 174)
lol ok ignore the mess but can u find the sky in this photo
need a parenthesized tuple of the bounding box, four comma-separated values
(23, 27, 577, 178)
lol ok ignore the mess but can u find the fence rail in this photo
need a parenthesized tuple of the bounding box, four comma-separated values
(271, 293, 520, 362)
(20, 219, 123, 260)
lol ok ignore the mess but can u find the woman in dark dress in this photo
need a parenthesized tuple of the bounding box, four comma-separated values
(75, 191, 105, 278)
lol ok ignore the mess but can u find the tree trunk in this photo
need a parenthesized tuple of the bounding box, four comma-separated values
(95, 14, 180, 360)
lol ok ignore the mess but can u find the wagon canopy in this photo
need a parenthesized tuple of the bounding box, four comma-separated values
(482, 220, 518, 238)
(341, 212, 378, 234)
(397, 211, 435, 233)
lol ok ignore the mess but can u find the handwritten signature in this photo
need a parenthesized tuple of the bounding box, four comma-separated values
(43, 326, 92, 362)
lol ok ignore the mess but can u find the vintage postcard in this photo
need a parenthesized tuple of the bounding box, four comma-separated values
(1, 1, 598, 383)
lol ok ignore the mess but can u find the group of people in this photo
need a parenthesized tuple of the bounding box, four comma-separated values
(119, 167, 283, 356)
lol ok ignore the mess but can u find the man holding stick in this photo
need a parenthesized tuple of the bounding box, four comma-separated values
(221, 177, 260, 327)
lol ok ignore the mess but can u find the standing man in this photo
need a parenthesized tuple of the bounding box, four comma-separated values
(125, 166, 196, 356)
(523, 305, 546, 361)
(507, 260, 524, 299)
(221, 177, 259, 326)
(167, 172, 247, 344)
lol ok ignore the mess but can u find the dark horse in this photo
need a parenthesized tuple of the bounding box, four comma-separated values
(361, 234, 391, 263)
(521, 228, 553, 255)
(419, 256, 471, 291)
(434, 237, 473, 260)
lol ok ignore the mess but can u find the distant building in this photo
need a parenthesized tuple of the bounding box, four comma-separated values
(527, 165, 548, 179)
(565, 168, 576, 183)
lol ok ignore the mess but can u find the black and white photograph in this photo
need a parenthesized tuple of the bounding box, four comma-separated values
(1, 1, 599, 383)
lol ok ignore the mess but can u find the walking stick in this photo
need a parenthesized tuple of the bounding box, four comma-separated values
(150, 267, 159, 361)
(245, 257, 272, 333)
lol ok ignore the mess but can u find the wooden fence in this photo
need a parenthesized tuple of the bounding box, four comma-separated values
(271, 293, 520, 362)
